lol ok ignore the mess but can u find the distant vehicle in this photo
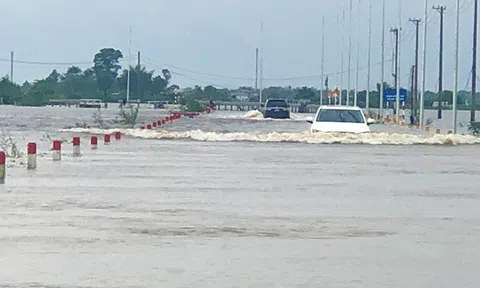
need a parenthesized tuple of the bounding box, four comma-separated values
(147, 101, 165, 109)
(306, 105, 375, 133)
(263, 98, 290, 119)
(78, 99, 103, 109)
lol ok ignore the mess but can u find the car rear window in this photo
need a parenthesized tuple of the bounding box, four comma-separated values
(316, 109, 365, 123)
(266, 100, 288, 107)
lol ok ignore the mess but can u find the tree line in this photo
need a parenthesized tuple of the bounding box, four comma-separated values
(0, 47, 478, 110)
(0, 48, 177, 106)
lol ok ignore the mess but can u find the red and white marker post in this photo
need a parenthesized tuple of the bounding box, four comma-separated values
(73, 137, 81, 157)
(104, 134, 111, 145)
(52, 140, 61, 161)
(91, 136, 98, 149)
(0, 151, 5, 184)
(27, 142, 37, 170)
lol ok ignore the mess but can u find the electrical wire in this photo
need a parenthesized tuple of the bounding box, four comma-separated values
(0, 56, 136, 66)
(144, 56, 393, 82)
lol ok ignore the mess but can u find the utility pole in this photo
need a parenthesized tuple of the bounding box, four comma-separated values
(325, 76, 329, 105)
(410, 65, 415, 123)
(366, 0, 372, 113)
(321, 16, 325, 106)
(453, 0, 460, 133)
(137, 51, 141, 100)
(347, 0, 353, 105)
(472, 0, 478, 123)
(259, 21, 264, 107)
(10, 51, 13, 83)
(390, 27, 399, 120)
(420, 0, 429, 129)
(390, 28, 399, 89)
(340, 9, 346, 105)
(126, 25, 132, 102)
(255, 48, 259, 92)
(409, 18, 421, 121)
(433, 5, 446, 119)
(354, 0, 360, 107)
(395, 0, 402, 124)
(380, 0, 385, 119)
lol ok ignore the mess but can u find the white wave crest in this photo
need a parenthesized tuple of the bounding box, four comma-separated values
(243, 110, 263, 119)
(60, 128, 480, 145)
(211, 110, 312, 121)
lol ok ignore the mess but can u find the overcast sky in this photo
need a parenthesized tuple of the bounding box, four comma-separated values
(0, 0, 476, 91)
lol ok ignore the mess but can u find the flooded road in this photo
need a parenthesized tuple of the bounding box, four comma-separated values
(0, 106, 479, 287)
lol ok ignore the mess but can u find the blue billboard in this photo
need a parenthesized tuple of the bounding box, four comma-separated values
(383, 88, 407, 102)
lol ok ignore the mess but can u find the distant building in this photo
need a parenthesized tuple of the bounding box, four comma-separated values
(179, 87, 195, 95)
(230, 87, 255, 101)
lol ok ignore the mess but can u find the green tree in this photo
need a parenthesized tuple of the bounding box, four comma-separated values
(162, 69, 171, 85)
(442, 90, 453, 103)
(21, 81, 31, 89)
(93, 48, 123, 96)
(60, 66, 100, 99)
(202, 85, 230, 101)
(21, 79, 56, 106)
(263, 86, 295, 101)
(83, 68, 95, 79)
(64, 66, 82, 78)
(424, 91, 438, 108)
(46, 69, 60, 83)
(151, 75, 169, 96)
(0, 77, 23, 104)
(181, 96, 204, 112)
(295, 86, 316, 102)
(118, 65, 154, 101)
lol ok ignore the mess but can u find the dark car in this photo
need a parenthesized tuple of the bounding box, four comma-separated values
(263, 98, 290, 119)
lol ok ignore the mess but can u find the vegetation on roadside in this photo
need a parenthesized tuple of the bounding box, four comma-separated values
(181, 97, 204, 112)
(0, 131, 23, 158)
(468, 122, 480, 136)
(86, 106, 139, 129)
(118, 105, 139, 128)
(92, 108, 107, 129)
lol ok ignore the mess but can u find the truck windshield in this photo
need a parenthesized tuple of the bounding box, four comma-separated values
(266, 100, 287, 107)
(316, 109, 365, 123)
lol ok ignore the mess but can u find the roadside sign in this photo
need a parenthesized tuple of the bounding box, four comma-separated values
(383, 88, 407, 102)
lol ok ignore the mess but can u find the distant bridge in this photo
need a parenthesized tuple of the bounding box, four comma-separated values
(48, 98, 141, 107)
(48, 99, 80, 106)
(199, 101, 318, 113)
(48, 98, 319, 113)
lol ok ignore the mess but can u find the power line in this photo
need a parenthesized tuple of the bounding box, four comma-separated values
(170, 71, 230, 89)
(143, 57, 252, 81)
(143, 59, 230, 88)
(144, 56, 393, 82)
(0, 56, 136, 66)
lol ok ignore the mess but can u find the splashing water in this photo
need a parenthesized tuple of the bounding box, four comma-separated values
(61, 128, 480, 145)
(211, 110, 312, 121)
(243, 110, 263, 119)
